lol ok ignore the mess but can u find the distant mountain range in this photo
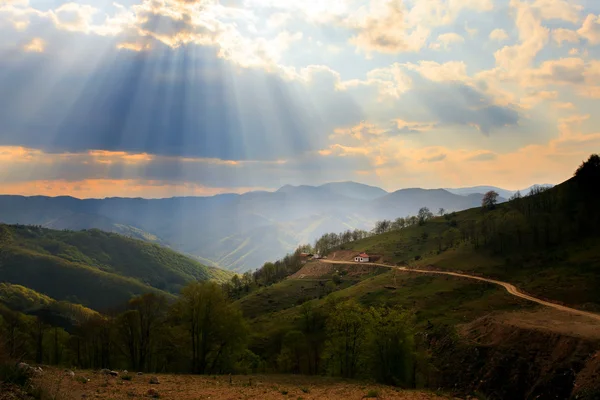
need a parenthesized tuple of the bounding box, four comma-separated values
(0, 182, 552, 272)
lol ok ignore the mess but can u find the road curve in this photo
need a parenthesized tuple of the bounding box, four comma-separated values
(320, 259, 600, 322)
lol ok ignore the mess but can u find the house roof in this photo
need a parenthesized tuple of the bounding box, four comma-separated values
(359, 253, 369, 258)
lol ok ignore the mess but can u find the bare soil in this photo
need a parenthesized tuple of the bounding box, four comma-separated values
(34, 370, 454, 400)
(291, 261, 388, 279)
(486, 308, 600, 340)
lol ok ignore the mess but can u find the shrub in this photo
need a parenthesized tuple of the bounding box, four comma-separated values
(0, 362, 32, 387)
(365, 389, 379, 398)
(121, 374, 133, 381)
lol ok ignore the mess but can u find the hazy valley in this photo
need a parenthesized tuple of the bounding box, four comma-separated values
(0, 183, 546, 272)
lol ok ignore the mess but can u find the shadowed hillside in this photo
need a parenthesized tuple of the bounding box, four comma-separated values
(0, 224, 233, 311)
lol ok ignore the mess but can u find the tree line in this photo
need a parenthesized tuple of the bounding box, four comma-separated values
(1, 282, 417, 387)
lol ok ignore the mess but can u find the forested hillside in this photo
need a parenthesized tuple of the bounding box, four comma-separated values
(0, 224, 232, 310)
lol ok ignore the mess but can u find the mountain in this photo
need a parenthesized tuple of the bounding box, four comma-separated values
(318, 181, 388, 200)
(0, 182, 541, 272)
(0, 224, 233, 311)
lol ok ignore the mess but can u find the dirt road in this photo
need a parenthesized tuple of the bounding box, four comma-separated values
(321, 259, 600, 322)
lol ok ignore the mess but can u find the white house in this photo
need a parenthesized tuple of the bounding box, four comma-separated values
(354, 253, 370, 263)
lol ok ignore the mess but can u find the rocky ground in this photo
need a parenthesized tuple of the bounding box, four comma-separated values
(31, 368, 457, 400)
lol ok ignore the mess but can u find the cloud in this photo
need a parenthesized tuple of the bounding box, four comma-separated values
(344, 0, 491, 55)
(489, 28, 509, 41)
(531, 0, 583, 24)
(578, 14, 600, 45)
(346, 0, 428, 55)
(552, 28, 579, 46)
(22, 37, 44, 52)
(402, 61, 468, 82)
(420, 153, 447, 163)
(466, 151, 497, 161)
(429, 32, 464, 50)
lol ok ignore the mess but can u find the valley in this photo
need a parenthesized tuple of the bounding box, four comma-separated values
(0, 155, 598, 399)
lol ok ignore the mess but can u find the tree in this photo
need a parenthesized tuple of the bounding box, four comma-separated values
(116, 293, 167, 371)
(176, 282, 247, 374)
(482, 190, 499, 210)
(374, 220, 392, 234)
(438, 208, 445, 217)
(509, 190, 522, 201)
(368, 307, 415, 386)
(417, 207, 433, 225)
(323, 300, 369, 378)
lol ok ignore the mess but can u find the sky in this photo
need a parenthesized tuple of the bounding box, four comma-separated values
(1, 0, 599, 198)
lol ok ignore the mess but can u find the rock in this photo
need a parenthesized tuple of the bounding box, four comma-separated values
(149, 376, 160, 384)
(137, 372, 144, 376)
(65, 369, 75, 378)
(100, 369, 111, 375)
(109, 370, 119, 377)
(17, 362, 30, 370)
(146, 388, 159, 398)
(123, 370, 128, 374)
(32, 367, 43, 376)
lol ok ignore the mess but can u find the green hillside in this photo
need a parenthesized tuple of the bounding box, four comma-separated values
(338, 195, 600, 310)
(0, 282, 98, 324)
(0, 224, 234, 311)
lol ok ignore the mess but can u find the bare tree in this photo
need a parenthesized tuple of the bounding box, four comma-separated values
(438, 208, 445, 217)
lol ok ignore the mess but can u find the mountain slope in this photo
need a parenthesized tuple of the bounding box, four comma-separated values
(0, 224, 233, 310)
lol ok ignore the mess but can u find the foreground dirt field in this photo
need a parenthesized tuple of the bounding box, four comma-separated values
(35, 370, 454, 400)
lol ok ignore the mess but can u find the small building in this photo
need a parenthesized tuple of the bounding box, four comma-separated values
(299, 253, 313, 264)
(354, 253, 370, 263)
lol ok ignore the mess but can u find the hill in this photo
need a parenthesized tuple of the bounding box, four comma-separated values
(0, 182, 530, 272)
(0, 283, 98, 327)
(0, 224, 233, 311)
(223, 155, 600, 398)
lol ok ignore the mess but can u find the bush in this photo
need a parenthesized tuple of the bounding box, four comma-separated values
(365, 389, 379, 398)
(121, 374, 133, 381)
(0, 362, 32, 387)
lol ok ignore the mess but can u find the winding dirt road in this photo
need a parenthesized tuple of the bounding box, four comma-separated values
(321, 259, 600, 322)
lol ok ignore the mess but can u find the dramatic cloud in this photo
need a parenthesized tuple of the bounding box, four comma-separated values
(0, 0, 599, 195)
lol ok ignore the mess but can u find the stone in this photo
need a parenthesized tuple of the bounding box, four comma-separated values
(17, 362, 30, 370)
(65, 370, 75, 378)
(146, 388, 159, 398)
(109, 370, 119, 377)
(149, 376, 160, 384)
(137, 372, 144, 376)
(100, 369, 111, 375)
